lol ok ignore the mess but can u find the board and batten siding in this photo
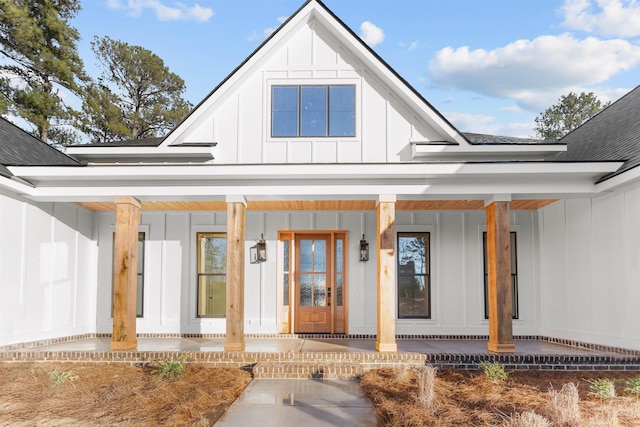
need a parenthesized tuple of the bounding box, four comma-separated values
(181, 20, 440, 164)
(539, 184, 640, 351)
(94, 209, 539, 336)
(0, 195, 97, 347)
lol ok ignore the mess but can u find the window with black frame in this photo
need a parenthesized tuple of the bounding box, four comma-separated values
(271, 85, 355, 137)
(483, 231, 519, 319)
(397, 232, 430, 319)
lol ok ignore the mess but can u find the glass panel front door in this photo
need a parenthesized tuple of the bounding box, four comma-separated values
(295, 234, 331, 333)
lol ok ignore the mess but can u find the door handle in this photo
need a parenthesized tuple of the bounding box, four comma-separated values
(327, 287, 331, 306)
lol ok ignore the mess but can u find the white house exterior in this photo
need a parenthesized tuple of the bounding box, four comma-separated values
(1, 0, 638, 353)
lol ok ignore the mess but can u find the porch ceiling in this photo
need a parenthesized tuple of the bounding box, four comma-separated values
(76, 199, 558, 212)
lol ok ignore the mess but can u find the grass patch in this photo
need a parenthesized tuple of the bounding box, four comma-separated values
(150, 356, 187, 381)
(43, 366, 79, 388)
(624, 377, 640, 397)
(479, 360, 508, 381)
(588, 378, 616, 400)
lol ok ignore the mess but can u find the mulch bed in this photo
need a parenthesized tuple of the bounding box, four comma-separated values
(0, 362, 251, 426)
(360, 367, 640, 426)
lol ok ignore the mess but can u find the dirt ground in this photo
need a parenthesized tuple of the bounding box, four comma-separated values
(2, 362, 640, 426)
(361, 367, 640, 426)
(0, 362, 251, 426)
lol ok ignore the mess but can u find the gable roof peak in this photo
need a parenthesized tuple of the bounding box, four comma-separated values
(161, 0, 468, 148)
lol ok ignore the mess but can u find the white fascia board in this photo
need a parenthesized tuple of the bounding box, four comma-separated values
(595, 166, 640, 193)
(24, 179, 602, 202)
(66, 145, 214, 162)
(0, 174, 35, 195)
(412, 143, 566, 158)
(8, 162, 622, 183)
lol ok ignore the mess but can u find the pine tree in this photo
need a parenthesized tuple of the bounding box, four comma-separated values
(0, 0, 87, 146)
(85, 36, 192, 142)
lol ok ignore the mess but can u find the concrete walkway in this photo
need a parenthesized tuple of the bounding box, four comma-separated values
(215, 378, 377, 426)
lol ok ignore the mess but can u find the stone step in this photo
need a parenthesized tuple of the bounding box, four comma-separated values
(253, 361, 362, 379)
(253, 354, 427, 379)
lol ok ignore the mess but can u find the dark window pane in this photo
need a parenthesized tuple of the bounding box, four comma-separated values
(136, 274, 144, 317)
(272, 86, 298, 136)
(397, 232, 430, 319)
(283, 240, 290, 271)
(336, 239, 343, 273)
(335, 273, 343, 306)
(329, 86, 355, 136)
(398, 275, 428, 317)
(301, 86, 327, 136)
(398, 235, 427, 274)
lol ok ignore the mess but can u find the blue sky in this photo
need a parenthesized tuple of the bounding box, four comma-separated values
(71, 0, 640, 138)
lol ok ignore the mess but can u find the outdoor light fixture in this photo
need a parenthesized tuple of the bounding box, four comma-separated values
(360, 234, 369, 262)
(250, 234, 267, 264)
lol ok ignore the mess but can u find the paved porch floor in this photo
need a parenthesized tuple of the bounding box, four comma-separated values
(4, 337, 639, 371)
(2, 336, 630, 356)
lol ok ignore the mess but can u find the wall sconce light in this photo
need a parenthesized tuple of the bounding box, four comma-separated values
(359, 234, 369, 262)
(250, 234, 267, 264)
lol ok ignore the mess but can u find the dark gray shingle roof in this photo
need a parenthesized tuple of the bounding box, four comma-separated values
(555, 85, 640, 181)
(462, 132, 553, 145)
(0, 117, 79, 177)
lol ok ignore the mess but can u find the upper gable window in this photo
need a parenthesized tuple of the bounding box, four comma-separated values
(272, 85, 355, 137)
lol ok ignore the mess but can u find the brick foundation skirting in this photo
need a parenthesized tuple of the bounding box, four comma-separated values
(2, 333, 640, 375)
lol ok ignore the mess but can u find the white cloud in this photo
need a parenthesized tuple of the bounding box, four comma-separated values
(561, 0, 640, 37)
(359, 21, 385, 46)
(428, 33, 640, 106)
(107, 0, 214, 22)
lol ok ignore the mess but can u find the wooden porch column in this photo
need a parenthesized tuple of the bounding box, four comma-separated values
(376, 195, 397, 352)
(485, 196, 516, 353)
(111, 196, 141, 350)
(224, 196, 246, 352)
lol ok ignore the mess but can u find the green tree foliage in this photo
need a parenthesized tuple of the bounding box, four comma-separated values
(85, 36, 192, 142)
(80, 82, 130, 143)
(533, 91, 610, 141)
(0, 0, 86, 146)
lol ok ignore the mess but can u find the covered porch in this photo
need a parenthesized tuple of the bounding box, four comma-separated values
(84, 196, 556, 354)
